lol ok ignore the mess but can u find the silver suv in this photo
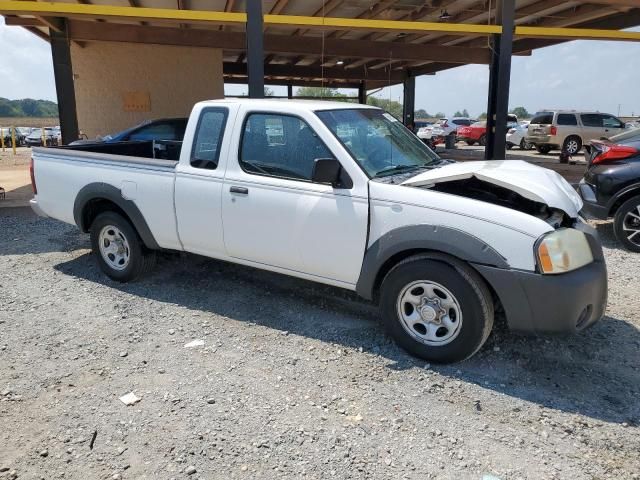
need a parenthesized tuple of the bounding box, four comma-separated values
(526, 110, 625, 155)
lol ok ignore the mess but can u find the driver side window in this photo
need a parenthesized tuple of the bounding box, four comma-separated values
(239, 113, 334, 182)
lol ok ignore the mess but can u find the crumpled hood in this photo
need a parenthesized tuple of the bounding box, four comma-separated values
(402, 160, 582, 217)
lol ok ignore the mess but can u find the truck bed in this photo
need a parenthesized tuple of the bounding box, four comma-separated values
(61, 139, 182, 162)
(31, 141, 182, 250)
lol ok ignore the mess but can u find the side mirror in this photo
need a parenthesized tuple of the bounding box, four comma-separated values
(312, 158, 352, 188)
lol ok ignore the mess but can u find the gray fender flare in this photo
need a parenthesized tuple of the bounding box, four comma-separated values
(73, 182, 160, 250)
(355, 224, 509, 300)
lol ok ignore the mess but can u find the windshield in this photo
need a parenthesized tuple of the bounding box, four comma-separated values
(316, 108, 442, 178)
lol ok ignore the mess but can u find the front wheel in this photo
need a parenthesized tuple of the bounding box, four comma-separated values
(90, 211, 156, 282)
(379, 257, 494, 363)
(478, 134, 487, 147)
(614, 196, 640, 252)
(466, 140, 475, 146)
(520, 138, 533, 150)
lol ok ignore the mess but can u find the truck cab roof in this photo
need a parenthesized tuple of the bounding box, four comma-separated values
(197, 98, 380, 112)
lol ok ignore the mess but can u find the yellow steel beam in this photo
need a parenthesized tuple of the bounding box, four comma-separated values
(0, 1, 499, 34)
(0, 1, 639, 41)
(515, 25, 640, 41)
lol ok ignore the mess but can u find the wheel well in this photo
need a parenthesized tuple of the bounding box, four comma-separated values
(609, 189, 640, 216)
(81, 198, 130, 233)
(371, 248, 505, 326)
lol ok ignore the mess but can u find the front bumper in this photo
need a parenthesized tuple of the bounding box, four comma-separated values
(577, 180, 609, 220)
(29, 198, 48, 217)
(474, 222, 607, 334)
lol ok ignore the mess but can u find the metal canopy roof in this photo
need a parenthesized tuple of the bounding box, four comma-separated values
(2, 0, 640, 89)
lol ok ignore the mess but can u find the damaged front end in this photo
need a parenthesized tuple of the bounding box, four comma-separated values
(426, 177, 571, 228)
(401, 160, 583, 226)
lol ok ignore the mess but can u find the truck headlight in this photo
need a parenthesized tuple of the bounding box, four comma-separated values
(536, 228, 593, 274)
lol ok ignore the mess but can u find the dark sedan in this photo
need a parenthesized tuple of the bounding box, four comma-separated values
(578, 127, 640, 251)
(69, 117, 187, 145)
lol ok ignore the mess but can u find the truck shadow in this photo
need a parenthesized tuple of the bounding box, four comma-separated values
(54, 249, 640, 426)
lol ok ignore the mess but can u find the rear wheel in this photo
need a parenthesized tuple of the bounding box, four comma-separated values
(379, 257, 494, 363)
(90, 211, 156, 282)
(466, 140, 475, 146)
(520, 138, 533, 150)
(506, 143, 514, 150)
(614, 196, 640, 252)
(536, 145, 551, 154)
(563, 136, 582, 155)
(478, 134, 487, 147)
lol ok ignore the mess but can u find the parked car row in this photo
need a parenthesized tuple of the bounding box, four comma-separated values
(456, 115, 519, 146)
(1, 126, 61, 147)
(1, 126, 37, 147)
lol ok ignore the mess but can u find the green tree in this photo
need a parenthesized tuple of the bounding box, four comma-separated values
(478, 112, 488, 120)
(415, 108, 430, 119)
(453, 109, 470, 118)
(434, 112, 446, 119)
(295, 86, 349, 100)
(0, 97, 58, 117)
(509, 106, 530, 119)
(366, 96, 403, 120)
(264, 87, 275, 97)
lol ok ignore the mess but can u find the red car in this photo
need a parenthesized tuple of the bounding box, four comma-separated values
(457, 115, 519, 146)
(457, 121, 489, 146)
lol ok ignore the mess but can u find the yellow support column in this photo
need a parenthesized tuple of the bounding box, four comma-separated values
(1, 128, 5, 152)
(41, 127, 46, 147)
(11, 126, 16, 155)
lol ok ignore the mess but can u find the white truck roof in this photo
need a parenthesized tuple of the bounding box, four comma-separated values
(196, 98, 380, 112)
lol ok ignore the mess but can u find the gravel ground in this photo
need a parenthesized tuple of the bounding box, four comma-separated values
(1, 208, 639, 480)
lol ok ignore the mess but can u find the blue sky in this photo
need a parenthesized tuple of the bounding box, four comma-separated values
(1, 16, 639, 118)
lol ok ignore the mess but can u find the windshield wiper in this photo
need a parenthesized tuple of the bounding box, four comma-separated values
(373, 164, 427, 178)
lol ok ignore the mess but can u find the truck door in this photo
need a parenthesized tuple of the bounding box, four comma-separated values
(174, 106, 231, 256)
(221, 110, 368, 286)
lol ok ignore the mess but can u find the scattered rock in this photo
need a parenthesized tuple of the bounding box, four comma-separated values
(39, 449, 48, 457)
(206, 398, 216, 405)
(119, 351, 128, 358)
(184, 339, 204, 348)
(119, 392, 141, 406)
(185, 466, 197, 475)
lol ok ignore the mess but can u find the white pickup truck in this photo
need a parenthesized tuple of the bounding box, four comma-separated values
(30, 99, 607, 363)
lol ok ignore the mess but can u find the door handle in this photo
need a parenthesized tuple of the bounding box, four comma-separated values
(230, 186, 249, 195)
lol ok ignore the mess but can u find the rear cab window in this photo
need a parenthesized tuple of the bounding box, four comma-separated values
(190, 108, 229, 170)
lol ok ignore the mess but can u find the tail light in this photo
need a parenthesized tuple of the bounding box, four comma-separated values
(592, 142, 638, 164)
(550, 126, 558, 135)
(30, 158, 37, 194)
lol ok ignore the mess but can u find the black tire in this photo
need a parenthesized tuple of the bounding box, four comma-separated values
(466, 140, 475, 146)
(614, 196, 640, 253)
(89, 211, 156, 282)
(478, 134, 487, 147)
(379, 257, 494, 363)
(562, 135, 582, 155)
(519, 138, 532, 150)
(506, 143, 513, 150)
(536, 145, 551, 154)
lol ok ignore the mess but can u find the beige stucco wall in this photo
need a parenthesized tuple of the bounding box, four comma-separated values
(70, 42, 224, 139)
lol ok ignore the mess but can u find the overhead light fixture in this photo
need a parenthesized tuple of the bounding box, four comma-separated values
(439, 9, 452, 21)
(336, 60, 344, 65)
